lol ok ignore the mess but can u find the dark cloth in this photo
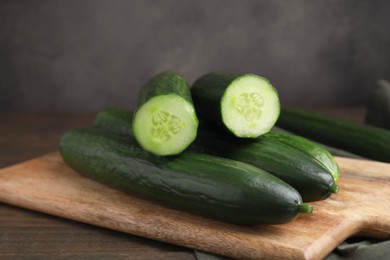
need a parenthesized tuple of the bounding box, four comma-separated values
(194, 237, 390, 259)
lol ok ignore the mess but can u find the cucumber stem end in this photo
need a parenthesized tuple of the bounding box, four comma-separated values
(298, 203, 313, 214)
(330, 184, 340, 193)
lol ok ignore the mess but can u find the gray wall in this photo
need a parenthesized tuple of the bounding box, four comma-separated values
(1, 0, 390, 113)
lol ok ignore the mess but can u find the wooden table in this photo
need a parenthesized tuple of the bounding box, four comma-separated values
(0, 108, 365, 259)
(0, 113, 195, 259)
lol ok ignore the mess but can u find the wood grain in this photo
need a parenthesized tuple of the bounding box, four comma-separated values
(0, 203, 193, 259)
(0, 152, 389, 260)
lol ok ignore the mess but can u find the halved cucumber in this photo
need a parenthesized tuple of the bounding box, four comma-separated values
(191, 72, 280, 138)
(133, 72, 198, 156)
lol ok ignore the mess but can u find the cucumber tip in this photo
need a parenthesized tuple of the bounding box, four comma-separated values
(299, 203, 313, 214)
(330, 184, 340, 193)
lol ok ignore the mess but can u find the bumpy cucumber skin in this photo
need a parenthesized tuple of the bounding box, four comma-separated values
(137, 71, 194, 105)
(94, 108, 337, 202)
(272, 126, 365, 160)
(266, 131, 340, 182)
(195, 130, 337, 202)
(94, 108, 133, 135)
(94, 108, 133, 134)
(60, 128, 306, 225)
(277, 108, 390, 162)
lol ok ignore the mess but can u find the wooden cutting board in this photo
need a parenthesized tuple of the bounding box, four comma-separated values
(0, 153, 389, 259)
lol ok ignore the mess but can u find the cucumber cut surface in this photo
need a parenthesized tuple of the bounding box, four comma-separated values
(133, 94, 198, 156)
(133, 72, 198, 156)
(222, 75, 280, 137)
(191, 72, 280, 138)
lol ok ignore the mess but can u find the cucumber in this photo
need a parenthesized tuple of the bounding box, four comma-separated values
(132, 72, 198, 156)
(272, 126, 365, 160)
(94, 108, 339, 202)
(267, 129, 339, 182)
(59, 128, 312, 225)
(94, 108, 137, 134)
(365, 80, 390, 130)
(191, 72, 280, 138)
(195, 130, 339, 202)
(94, 107, 133, 135)
(277, 108, 390, 162)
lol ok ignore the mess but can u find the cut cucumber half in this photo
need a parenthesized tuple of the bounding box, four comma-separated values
(222, 75, 280, 137)
(133, 95, 198, 155)
(192, 72, 280, 138)
(132, 72, 198, 156)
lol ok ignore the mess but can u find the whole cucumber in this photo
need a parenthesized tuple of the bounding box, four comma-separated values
(277, 107, 390, 162)
(265, 130, 339, 182)
(195, 130, 339, 202)
(60, 128, 312, 225)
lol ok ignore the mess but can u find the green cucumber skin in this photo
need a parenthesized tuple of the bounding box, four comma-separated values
(94, 108, 133, 134)
(60, 128, 305, 225)
(94, 108, 133, 135)
(94, 108, 337, 202)
(196, 131, 336, 202)
(272, 126, 365, 160)
(277, 108, 390, 162)
(137, 71, 194, 106)
(191, 72, 240, 133)
(266, 130, 340, 182)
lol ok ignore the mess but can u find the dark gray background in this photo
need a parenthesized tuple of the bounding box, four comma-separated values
(1, 0, 390, 113)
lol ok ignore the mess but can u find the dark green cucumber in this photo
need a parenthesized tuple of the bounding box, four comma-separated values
(267, 129, 339, 182)
(191, 72, 280, 138)
(195, 130, 339, 202)
(94, 108, 133, 135)
(59, 128, 312, 225)
(277, 108, 390, 162)
(94, 108, 339, 202)
(94, 108, 137, 134)
(133, 71, 198, 156)
(365, 80, 390, 130)
(272, 126, 365, 160)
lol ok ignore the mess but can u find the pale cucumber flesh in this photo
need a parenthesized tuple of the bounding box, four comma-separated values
(221, 75, 280, 137)
(132, 94, 198, 156)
